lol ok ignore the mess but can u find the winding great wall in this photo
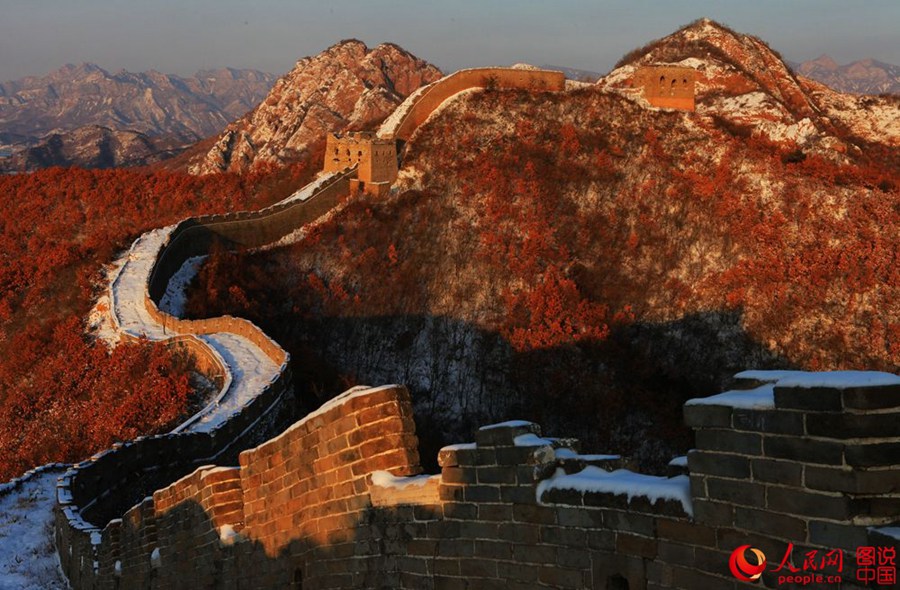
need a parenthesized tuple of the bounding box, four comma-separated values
(28, 66, 900, 588)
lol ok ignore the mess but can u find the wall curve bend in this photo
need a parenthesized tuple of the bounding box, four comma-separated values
(54, 67, 579, 589)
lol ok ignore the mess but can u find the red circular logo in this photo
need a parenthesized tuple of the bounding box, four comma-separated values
(729, 545, 767, 582)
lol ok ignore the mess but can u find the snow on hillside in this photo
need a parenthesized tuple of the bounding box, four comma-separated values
(159, 255, 206, 317)
(0, 468, 69, 589)
(807, 84, 900, 146)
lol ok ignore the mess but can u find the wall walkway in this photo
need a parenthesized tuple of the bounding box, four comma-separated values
(58, 374, 900, 589)
(58, 66, 883, 590)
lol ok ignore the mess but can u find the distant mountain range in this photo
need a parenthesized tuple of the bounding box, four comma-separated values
(1, 49, 896, 173)
(0, 63, 275, 170)
(541, 65, 602, 82)
(790, 55, 900, 95)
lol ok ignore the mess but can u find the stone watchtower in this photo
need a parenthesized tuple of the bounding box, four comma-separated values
(634, 66, 696, 111)
(324, 132, 398, 196)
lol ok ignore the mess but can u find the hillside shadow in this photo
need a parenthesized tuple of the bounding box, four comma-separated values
(276, 308, 791, 474)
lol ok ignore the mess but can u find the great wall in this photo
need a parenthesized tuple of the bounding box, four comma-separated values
(3, 64, 896, 589)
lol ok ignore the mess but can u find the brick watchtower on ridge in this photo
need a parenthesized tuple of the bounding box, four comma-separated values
(634, 65, 696, 111)
(324, 131, 398, 196)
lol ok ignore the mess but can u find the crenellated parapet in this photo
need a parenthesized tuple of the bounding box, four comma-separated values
(56, 65, 579, 590)
(55, 62, 900, 589)
(59, 371, 900, 589)
(55, 168, 360, 589)
(381, 67, 567, 142)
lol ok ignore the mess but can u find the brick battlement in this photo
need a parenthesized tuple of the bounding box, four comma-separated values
(634, 65, 696, 111)
(58, 373, 900, 589)
(57, 66, 577, 590)
(55, 66, 899, 589)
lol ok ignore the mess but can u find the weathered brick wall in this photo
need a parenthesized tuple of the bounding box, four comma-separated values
(391, 68, 567, 141)
(61, 375, 900, 590)
(359, 140, 398, 185)
(56, 165, 360, 588)
(324, 133, 397, 186)
(61, 385, 421, 589)
(55, 363, 295, 588)
(56, 65, 900, 590)
(235, 384, 421, 587)
(146, 167, 355, 303)
(635, 66, 696, 111)
(684, 374, 900, 588)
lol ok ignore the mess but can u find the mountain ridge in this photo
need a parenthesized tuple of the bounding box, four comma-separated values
(181, 19, 899, 467)
(0, 62, 276, 170)
(181, 40, 442, 174)
(790, 54, 900, 95)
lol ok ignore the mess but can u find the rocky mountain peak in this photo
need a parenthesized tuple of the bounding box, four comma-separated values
(185, 41, 442, 174)
(60, 62, 106, 76)
(808, 54, 839, 70)
(600, 19, 899, 152)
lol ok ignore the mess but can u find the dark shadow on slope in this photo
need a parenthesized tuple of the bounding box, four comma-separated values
(265, 309, 791, 474)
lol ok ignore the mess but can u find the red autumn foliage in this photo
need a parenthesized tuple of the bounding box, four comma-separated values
(0, 160, 315, 480)
(185, 85, 899, 468)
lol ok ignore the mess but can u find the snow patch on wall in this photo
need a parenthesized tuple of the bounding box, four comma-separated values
(479, 420, 533, 431)
(537, 466, 693, 516)
(685, 384, 775, 409)
(370, 470, 439, 490)
(187, 333, 280, 432)
(775, 370, 900, 389)
(218, 524, 241, 546)
(275, 170, 342, 207)
(110, 225, 177, 340)
(668, 455, 688, 467)
(378, 81, 436, 138)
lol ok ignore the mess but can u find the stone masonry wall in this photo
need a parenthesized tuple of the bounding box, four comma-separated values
(391, 68, 566, 142)
(56, 65, 900, 590)
(635, 66, 696, 111)
(55, 166, 361, 589)
(147, 167, 356, 303)
(63, 374, 900, 590)
(324, 132, 398, 186)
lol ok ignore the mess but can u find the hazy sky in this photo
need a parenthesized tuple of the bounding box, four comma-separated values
(1, 1, 898, 81)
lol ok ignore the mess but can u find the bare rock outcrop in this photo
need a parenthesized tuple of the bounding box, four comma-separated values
(186, 40, 442, 175)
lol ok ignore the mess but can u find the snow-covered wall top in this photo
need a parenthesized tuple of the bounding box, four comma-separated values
(381, 67, 566, 141)
(54, 62, 900, 589)
(54, 66, 571, 589)
(55, 167, 360, 587)
(57, 370, 900, 590)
